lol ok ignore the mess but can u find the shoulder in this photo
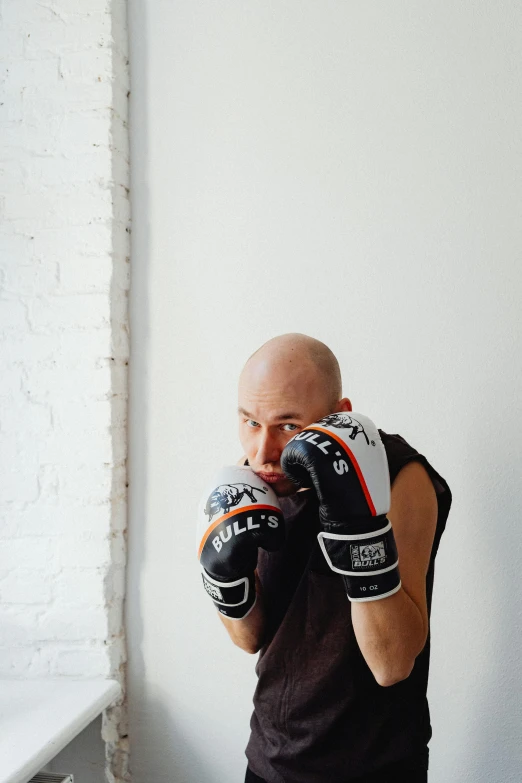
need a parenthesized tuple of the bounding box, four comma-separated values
(380, 428, 452, 569)
(390, 460, 438, 517)
(379, 429, 452, 507)
(379, 430, 422, 484)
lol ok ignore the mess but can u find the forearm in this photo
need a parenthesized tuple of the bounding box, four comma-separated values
(218, 572, 265, 654)
(351, 585, 428, 687)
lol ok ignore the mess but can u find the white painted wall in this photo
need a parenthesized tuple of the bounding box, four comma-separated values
(0, 1, 130, 780)
(127, 2, 522, 782)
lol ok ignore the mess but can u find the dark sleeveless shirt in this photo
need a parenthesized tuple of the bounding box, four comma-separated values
(245, 431, 452, 783)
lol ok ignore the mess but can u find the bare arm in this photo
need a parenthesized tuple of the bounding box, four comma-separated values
(351, 461, 438, 686)
(218, 571, 266, 654)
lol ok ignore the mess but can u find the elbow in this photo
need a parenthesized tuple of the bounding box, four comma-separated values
(372, 658, 415, 688)
(235, 639, 262, 655)
(372, 628, 428, 687)
(228, 631, 263, 654)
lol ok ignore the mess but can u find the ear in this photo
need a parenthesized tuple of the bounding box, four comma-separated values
(336, 397, 352, 412)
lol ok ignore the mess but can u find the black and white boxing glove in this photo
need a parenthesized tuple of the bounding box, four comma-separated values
(281, 412, 401, 602)
(197, 466, 285, 619)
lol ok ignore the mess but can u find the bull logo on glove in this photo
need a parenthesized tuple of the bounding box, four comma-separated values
(317, 413, 370, 445)
(205, 483, 268, 521)
(351, 541, 386, 567)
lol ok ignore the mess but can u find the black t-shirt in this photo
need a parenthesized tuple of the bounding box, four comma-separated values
(245, 431, 452, 783)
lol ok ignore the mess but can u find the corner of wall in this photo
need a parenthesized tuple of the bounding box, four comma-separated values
(101, 1, 131, 781)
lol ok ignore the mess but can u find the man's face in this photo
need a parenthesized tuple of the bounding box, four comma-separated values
(238, 360, 337, 497)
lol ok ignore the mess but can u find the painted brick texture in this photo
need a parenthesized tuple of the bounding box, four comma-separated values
(0, 0, 130, 780)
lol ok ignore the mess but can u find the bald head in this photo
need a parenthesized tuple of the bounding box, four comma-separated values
(241, 333, 342, 410)
(238, 334, 347, 495)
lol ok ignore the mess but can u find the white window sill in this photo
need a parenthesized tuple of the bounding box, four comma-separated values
(0, 679, 121, 783)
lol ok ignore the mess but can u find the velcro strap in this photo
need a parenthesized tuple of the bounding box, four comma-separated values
(343, 568, 401, 602)
(201, 570, 256, 620)
(317, 522, 398, 576)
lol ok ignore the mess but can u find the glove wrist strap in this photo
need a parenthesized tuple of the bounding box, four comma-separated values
(201, 569, 256, 619)
(317, 518, 401, 602)
(343, 568, 401, 602)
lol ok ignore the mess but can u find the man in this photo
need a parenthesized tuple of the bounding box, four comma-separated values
(198, 334, 452, 783)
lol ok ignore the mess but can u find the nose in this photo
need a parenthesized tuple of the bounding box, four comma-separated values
(256, 429, 281, 467)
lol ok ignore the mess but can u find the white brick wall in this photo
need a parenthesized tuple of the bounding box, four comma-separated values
(0, 0, 130, 780)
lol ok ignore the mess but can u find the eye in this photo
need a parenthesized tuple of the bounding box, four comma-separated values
(282, 423, 299, 432)
(245, 419, 260, 428)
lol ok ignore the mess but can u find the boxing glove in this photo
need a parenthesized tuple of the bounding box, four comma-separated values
(281, 412, 401, 602)
(197, 466, 285, 619)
